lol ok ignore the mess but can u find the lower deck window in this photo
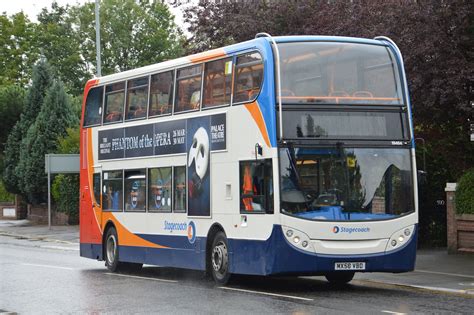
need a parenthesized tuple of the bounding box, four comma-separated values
(240, 160, 273, 213)
(124, 169, 146, 211)
(173, 166, 186, 212)
(103, 170, 123, 211)
(148, 167, 172, 212)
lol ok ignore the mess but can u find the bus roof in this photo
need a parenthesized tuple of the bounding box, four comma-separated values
(88, 35, 389, 87)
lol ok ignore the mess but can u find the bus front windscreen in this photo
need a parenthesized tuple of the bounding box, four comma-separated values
(279, 147, 414, 221)
(278, 42, 403, 105)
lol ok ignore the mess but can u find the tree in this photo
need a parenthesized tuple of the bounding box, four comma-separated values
(52, 127, 80, 224)
(71, 0, 185, 76)
(3, 60, 54, 195)
(0, 85, 25, 151)
(19, 80, 78, 204)
(35, 3, 90, 96)
(0, 12, 38, 86)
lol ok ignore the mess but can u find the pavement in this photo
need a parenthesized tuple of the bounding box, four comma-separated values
(1, 219, 473, 297)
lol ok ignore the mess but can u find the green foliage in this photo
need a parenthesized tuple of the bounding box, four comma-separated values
(71, 0, 185, 75)
(4, 60, 54, 197)
(57, 127, 80, 154)
(51, 126, 80, 223)
(0, 84, 25, 151)
(18, 80, 78, 204)
(0, 180, 14, 203)
(35, 3, 89, 95)
(456, 169, 474, 215)
(0, 12, 38, 86)
(52, 174, 79, 224)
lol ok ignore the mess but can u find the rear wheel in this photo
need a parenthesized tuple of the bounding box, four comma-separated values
(210, 231, 231, 285)
(325, 272, 355, 285)
(104, 226, 142, 272)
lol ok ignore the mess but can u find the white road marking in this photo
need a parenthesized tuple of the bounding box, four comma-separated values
(381, 311, 406, 315)
(219, 286, 314, 301)
(21, 263, 75, 270)
(40, 245, 79, 251)
(105, 272, 178, 283)
(415, 269, 474, 279)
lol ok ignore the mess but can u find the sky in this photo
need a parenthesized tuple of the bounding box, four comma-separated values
(1, 0, 189, 33)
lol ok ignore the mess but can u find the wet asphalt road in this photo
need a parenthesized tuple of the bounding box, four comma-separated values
(0, 235, 472, 314)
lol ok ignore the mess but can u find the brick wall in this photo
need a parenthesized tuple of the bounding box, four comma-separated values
(446, 183, 474, 254)
(0, 195, 27, 220)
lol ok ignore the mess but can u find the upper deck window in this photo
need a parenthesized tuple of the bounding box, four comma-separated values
(83, 86, 103, 127)
(125, 77, 148, 121)
(278, 42, 403, 105)
(104, 82, 125, 124)
(233, 52, 264, 104)
(175, 65, 202, 113)
(203, 58, 232, 108)
(149, 71, 174, 117)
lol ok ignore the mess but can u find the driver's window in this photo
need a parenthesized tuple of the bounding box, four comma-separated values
(239, 160, 273, 214)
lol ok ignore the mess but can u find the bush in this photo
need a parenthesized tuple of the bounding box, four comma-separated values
(0, 181, 15, 203)
(52, 174, 79, 224)
(456, 168, 474, 215)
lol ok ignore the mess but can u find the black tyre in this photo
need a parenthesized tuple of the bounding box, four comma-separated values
(210, 231, 231, 285)
(104, 227, 143, 272)
(105, 227, 120, 272)
(325, 272, 355, 285)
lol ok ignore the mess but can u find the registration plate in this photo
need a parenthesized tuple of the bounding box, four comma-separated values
(334, 262, 366, 270)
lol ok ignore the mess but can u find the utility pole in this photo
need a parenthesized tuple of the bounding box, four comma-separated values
(95, 0, 102, 77)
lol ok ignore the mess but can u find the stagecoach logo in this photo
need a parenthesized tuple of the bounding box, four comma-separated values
(333, 226, 370, 234)
(187, 221, 196, 244)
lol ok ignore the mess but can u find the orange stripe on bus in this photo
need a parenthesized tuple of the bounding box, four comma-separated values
(244, 102, 271, 147)
(102, 213, 169, 249)
(189, 48, 226, 63)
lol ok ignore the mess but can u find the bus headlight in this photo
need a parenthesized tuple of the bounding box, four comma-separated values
(386, 225, 415, 252)
(282, 226, 313, 253)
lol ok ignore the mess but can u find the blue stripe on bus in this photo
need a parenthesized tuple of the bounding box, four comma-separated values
(81, 224, 417, 276)
(224, 38, 277, 147)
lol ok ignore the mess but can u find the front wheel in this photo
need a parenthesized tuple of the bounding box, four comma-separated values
(325, 272, 355, 285)
(210, 231, 231, 285)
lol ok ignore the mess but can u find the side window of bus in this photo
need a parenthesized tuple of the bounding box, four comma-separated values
(93, 173, 101, 207)
(149, 71, 174, 117)
(148, 167, 172, 212)
(203, 57, 232, 108)
(175, 65, 202, 113)
(173, 166, 186, 212)
(124, 169, 146, 211)
(233, 52, 264, 104)
(103, 82, 125, 124)
(240, 159, 273, 214)
(83, 86, 103, 127)
(125, 77, 148, 121)
(103, 170, 123, 212)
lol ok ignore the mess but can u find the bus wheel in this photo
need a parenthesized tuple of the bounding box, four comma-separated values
(325, 272, 355, 285)
(105, 226, 121, 272)
(105, 226, 143, 273)
(210, 232, 231, 285)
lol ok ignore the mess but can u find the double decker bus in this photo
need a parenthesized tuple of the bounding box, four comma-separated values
(80, 34, 417, 285)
